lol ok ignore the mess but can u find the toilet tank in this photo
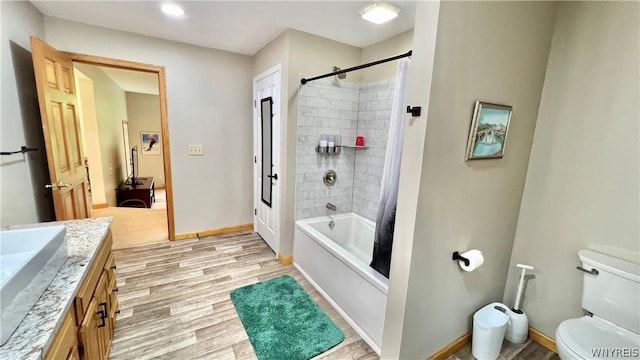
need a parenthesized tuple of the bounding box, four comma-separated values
(579, 249, 640, 334)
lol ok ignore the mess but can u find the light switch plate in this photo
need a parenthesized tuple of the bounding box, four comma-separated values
(188, 144, 203, 155)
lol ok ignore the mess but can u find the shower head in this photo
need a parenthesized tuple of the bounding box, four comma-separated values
(333, 66, 346, 80)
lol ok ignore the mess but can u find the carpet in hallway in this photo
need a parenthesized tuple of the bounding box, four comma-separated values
(92, 207, 168, 249)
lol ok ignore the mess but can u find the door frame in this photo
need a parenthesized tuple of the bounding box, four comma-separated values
(68, 52, 176, 240)
(253, 64, 281, 253)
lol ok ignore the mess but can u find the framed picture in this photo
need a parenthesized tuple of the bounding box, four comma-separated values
(465, 101, 512, 160)
(140, 131, 161, 155)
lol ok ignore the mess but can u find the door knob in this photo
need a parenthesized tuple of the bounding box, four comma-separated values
(267, 174, 278, 181)
(45, 182, 71, 189)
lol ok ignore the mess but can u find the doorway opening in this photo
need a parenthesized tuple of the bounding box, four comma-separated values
(70, 54, 176, 246)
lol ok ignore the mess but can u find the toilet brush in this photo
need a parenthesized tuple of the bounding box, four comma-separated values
(505, 264, 533, 344)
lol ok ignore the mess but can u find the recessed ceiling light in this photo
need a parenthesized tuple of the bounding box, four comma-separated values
(359, 2, 400, 24)
(161, 3, 186, 18)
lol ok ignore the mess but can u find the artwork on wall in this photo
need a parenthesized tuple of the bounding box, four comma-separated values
(465, 101, 513, 160)
(140, 131, 161, 155)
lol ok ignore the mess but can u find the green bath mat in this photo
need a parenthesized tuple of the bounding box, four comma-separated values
(230, 275, 345, 360)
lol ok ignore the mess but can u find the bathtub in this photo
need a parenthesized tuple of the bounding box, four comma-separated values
(293, 213, 388, 354)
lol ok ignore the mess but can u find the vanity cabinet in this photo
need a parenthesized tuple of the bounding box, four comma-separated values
(45, 231, 118, 360)
(43, 310, 79, 360)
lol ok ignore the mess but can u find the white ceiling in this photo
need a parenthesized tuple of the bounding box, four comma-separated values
(31, 1, 417, 56)
(98, 66, 160, 95)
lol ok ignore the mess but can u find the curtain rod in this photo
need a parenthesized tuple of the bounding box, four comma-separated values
(300, 50, 412, 85)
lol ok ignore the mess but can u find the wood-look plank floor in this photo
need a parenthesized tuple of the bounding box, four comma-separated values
(110, 231, 378, 360)
(448, 339, 560, 360)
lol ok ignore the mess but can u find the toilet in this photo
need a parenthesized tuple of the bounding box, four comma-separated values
(556, 249, 640, 359)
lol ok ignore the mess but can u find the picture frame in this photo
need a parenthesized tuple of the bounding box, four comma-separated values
(140, 131, 161, 155)
(465, 101, 512, 160)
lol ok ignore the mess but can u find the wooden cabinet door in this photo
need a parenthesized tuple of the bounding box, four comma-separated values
(107, 272, 118, 340)
(104, 251, 118, 341)
(67, 346, 80, 360)
(44, 309, 78, 360)
(98, 272, 114, 356)
(78, 297, 102, 360)
(78, 272, 110, 360)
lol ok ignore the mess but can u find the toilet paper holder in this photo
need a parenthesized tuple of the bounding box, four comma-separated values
(452, 251, 470, 267)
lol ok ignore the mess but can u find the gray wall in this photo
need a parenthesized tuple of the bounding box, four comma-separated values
(381, 2, 440, 357)
(385, 2, 557, 358)
(0, 0, 55, 226)
(125, 92, 165, 188)
(360, 30, 413, 84)
(74, 63, 127, 207)
(504, 1, 640, 338)
(44, 17, 254, 234)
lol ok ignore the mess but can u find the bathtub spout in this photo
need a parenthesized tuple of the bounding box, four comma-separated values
(326, 202, 337, 211)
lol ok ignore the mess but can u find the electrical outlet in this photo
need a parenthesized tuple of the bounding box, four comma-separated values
(188, 144, 204, 155)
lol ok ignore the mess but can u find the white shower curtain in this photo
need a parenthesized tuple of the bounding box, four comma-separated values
(370, 59, 411, 278)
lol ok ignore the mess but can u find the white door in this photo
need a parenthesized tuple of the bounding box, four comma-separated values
(253, 65, 281, 253)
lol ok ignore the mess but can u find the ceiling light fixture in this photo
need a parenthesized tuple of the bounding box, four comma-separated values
(359, 2, 400, 24)
(161, 3, 186, 18)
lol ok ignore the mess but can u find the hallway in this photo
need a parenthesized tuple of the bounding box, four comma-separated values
(92, 190, 168, 249)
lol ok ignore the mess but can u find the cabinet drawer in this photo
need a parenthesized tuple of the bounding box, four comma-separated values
(44, 309, 77, 360)
(74, 231, 112, 325)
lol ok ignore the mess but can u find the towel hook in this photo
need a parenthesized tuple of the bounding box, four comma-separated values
(406, 106, 422, 117)
(1, 146, 38, 156)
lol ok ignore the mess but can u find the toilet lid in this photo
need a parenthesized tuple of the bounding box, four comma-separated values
(557, 316, 640, 359)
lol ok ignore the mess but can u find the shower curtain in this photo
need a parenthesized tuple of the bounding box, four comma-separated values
(370, 59, 411, 278)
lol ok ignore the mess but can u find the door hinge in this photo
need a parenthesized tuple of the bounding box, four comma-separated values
(254, 156, 257, 163)
(254, 100, 256, 108)
(254, 208, 257, 215)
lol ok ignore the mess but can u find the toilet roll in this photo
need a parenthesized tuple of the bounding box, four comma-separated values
(459, 249, 484, 272)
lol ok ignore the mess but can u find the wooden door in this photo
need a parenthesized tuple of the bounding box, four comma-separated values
(31, 36, 90, 220)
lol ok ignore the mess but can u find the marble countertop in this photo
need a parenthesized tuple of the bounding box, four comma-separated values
(0, 217, 113, 360)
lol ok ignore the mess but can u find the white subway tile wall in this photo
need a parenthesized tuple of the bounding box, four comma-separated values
(352, 79, 395, 221)
(296, 77, 395, 221)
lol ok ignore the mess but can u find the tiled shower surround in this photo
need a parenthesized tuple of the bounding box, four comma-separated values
(296, 77, 395, 221)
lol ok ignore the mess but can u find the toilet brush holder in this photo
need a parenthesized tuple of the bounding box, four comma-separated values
(504, 263, 533, 344)
(505, 310, 528, 344)
(491, 303, 529, 344)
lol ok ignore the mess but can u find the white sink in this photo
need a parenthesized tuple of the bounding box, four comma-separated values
(0, 226, 67, 345)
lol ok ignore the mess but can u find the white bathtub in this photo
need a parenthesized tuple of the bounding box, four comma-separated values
(293, 213, 388, 354)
